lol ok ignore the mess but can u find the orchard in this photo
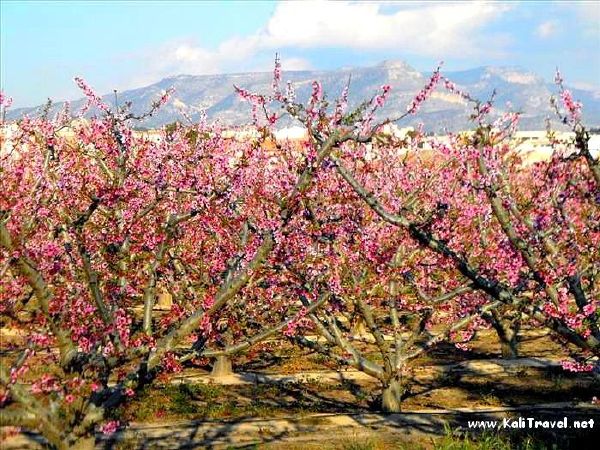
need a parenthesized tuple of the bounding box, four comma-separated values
(0, 59, 598, 449)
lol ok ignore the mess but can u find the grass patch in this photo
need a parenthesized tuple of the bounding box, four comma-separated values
(433, 426, 556, 450)
(119, 380, 347, 422)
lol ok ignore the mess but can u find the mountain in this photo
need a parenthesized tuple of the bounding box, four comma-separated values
(5, 61, 599, 132)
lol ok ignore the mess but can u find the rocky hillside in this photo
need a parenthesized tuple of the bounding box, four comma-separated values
(6, 60, 599, 132)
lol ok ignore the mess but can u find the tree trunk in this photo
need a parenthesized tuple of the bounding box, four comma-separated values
(352, 316, 372, 341)
(211, 355, 233, 377)
(486, 310, 520, 359)
(499, 326, 519, 359)
(381, 378, 404, 412)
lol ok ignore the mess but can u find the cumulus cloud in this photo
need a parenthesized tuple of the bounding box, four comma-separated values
(569, 2, 600, 23)
(129, 1, 511, 86)
(570, 80, 600, 94)
(278, 57, 313, 71)
(129, 37, 312, 86)
(535, 20, 558, 39)
(261, 1, 511, 56)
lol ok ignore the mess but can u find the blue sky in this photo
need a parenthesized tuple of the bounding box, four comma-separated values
(1, 1, 599, 108)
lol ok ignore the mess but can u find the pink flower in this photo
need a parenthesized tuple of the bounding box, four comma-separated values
(561, 360, 594, 372)
(0, 91, 13, 108)
(311, 81, 323, 103)
(162, 353, 183, 373)
(31, 375, 60, 394)
(99, 420, 119, 435)
(333, 83, 349, 123)
(283, 307, 308, 337)
(285, 81, 296, 102)
(583, 303, 597, 316)
(407, 66, 442, 114)
(0, 389, 10, 406)
(10, 365, 29, 383)
(157, 88, 175, 108)
(272, 54, 282, 98)
(114, 309, 132, 347)
(454, 343, 469, 351)
(202, 295, 215, 310)
(560, 89, 582, 122)
(73, 77, 110, 115)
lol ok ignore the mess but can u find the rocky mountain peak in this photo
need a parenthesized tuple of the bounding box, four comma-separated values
(5, 61, 599, 132)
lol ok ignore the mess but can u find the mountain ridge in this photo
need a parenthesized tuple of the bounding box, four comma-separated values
(5, 60, 599, 132)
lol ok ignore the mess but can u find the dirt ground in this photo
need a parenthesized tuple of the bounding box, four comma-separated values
(2, 328, 599, 449)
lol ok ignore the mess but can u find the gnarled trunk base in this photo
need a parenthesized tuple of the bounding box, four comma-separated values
(485, 310, 520, 359)
(497, 321, 520, 359)
(381, 379, 404, 412)
(500, 332, 519, 359)
(211, 355, 233, 377)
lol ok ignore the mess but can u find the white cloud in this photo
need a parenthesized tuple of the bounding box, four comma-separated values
(568, 2, 600, 23)
(570, 80, 600, 94)
(280, 57, 313, 71)
(127, 1, 512, 87)
(126, 37, 313, 89)
(261, 1, 510, 56)
(535, 20, 558, 39)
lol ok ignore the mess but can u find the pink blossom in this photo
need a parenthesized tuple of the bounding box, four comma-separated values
(162, 353, 183, 373)
(333, 83, 349, 124)
(283, 306, 308, 337)
(561, 360, 594, 372)
(285, 81, 296, 103)
(31, 375, 60, 394)
(73, 77, 110, 115)
(272, 54, 282, 99)
(99, 420, 119, 435)
(310, 81, 323, 103)
(583, 303, 597, 316)
(157, 88, 175, 108)
(560, 89, 582, 122)
(0, 91, 13, 109)
(407, 66, 442, 114)
(10, 365, 29, 383)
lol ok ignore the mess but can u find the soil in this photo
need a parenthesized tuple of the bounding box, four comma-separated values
(2, 328, 599, 449)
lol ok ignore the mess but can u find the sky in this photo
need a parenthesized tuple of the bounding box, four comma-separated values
(1, 0, 599, 108)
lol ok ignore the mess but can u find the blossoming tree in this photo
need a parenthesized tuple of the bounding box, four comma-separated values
(1, 57, 598, 447)
(0, 77, 338, 447)
(234, 59, 599, 411)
